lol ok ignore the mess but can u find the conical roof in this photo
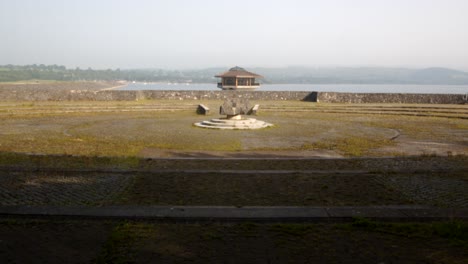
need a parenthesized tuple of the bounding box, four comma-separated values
(215, 66, 263, 78)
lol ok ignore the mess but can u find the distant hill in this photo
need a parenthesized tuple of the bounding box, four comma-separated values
(1, 65, 468, 85)
(405, 67, 468, 85)
(251, 67, 468, 85)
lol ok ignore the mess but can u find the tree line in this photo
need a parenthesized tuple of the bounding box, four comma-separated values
(0, 64, 216, 83)
(2, 64, 468, 84)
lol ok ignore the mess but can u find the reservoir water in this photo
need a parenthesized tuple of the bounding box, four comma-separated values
(119, 83, 468, 94)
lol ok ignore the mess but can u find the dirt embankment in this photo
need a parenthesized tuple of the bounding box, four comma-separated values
(0, 81, 123, 91)
(0, 81, 128, 101)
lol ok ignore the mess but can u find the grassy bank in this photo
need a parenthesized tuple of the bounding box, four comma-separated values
(1, 218, 466, 264)
(0, 101, 466, 157)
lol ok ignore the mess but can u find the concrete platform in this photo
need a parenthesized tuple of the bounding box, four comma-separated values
(194, 117, 273, 129)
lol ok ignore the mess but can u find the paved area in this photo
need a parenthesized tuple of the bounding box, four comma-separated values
(1, 168, 467, 208)
(373, 174, 468, 207)
(1, 156, 466, 222)
(0, 167, 467, 221)
(0, 205, 467, 222)
(0, 171, 132, 206)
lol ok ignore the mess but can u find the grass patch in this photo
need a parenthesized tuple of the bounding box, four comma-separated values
(0, 102, 466, 157)
(94, 222, 137, 264)
(304, 137, 394, 156)
(0, 152, 140, 170)
(94, 221, 468, 263)
(343, 218, 468, 247)
(269, 223, 316, 237)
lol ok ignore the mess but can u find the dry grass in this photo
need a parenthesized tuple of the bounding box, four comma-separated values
(0, 101, 466, 157)
(95, 221, 468, 264)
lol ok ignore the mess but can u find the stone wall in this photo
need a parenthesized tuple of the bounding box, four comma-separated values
(316, 92, 466, 104)
(135, 90, 312, 101)
(0, 87, 466, 104)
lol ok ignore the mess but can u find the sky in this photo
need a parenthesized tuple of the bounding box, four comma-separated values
(1, 0, 468, 70)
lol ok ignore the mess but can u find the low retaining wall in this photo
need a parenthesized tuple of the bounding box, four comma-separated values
(0, 88, 466, 104)
(316, 92, 465, 104)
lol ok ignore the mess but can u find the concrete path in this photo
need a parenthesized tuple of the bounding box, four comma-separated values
(0, 205, 466, 222)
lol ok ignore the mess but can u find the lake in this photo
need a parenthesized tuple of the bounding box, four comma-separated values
(119, 83, 468, 94)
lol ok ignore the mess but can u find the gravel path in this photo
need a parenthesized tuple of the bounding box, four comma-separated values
(0, 171, 132, 206)
(1, 168, 466, 208)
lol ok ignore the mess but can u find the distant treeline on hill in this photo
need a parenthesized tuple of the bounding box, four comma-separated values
(2, 64, 468, 85)
(0, 64, 217, 83)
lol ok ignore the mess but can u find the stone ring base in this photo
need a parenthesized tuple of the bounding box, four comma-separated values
(194, 117, 273, 130)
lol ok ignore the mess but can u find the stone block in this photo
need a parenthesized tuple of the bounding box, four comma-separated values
(219, 98, 251, 115)
(248, 104, 260, 115)
(197, 104, 210, 115)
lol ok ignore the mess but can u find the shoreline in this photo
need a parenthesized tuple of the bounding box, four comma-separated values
(99, 81, 129, 91)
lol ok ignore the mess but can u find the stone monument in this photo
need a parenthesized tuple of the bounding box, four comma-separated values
(194, 98, 273, 130)
(220, 98, 251, 119)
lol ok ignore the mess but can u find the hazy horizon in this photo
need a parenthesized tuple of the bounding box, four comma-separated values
(1, 0, 468, 71)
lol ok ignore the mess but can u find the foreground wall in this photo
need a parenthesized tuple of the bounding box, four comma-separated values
(0, 88, 466, 104)
(316, 92, 466, 104)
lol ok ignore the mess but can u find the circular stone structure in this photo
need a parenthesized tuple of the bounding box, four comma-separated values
(194, 117, 273, 130)
(195, 98, 273, 129)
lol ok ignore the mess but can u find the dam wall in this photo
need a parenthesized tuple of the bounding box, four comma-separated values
(0, 88, 466, 104)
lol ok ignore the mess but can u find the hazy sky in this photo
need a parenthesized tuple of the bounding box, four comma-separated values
(1, 0, 468, 70)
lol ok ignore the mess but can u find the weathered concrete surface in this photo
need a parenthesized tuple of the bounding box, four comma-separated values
(219, 98, 251, 115)
(194, 118, 273, 130)
(0, 205, 466, 222)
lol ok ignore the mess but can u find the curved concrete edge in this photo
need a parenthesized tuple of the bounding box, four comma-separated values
(194, 117, 273, 130)
(194, 123, 273, 130)
(0, 206, 466, 222)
